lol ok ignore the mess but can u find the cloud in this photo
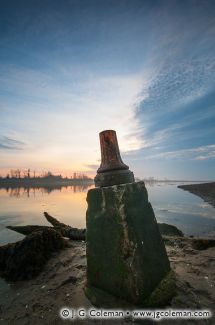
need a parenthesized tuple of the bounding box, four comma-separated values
(145, 144, 215, 161)
(0, 62, 144, 173)
(138, 57, 215, 116)
(0, 136, 26, 150)
(84, 164, 99, 171)
(132, 3, 215, 162)
(0, 62, 143, 146)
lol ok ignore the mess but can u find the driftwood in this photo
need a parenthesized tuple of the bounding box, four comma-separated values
(1, 212, 215, 282)
(0, 228, 67, 281)
(7, 212, 86, 241)
(7, 225, 52, 235)
(7, 212, 184, 241)
(1, 212, 86, 281)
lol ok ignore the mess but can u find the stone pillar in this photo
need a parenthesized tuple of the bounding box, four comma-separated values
(85, 130, 175, 307)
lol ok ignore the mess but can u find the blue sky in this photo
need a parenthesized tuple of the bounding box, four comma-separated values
(0, 0, 215, 179)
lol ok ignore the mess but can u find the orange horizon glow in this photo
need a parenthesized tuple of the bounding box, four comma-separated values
(0, 167, 96, 179)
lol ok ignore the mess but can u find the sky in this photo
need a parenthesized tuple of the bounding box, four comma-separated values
(0, 0, 215, 180)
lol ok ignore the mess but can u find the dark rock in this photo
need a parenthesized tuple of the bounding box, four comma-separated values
(158, 223, 184, 237)
(86, 181, 173, 306)
(0, 228, 67, 281)
(191, 238, 215, 250)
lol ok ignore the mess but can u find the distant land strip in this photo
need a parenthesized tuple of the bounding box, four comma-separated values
(0, 177, 94, 189)
(178, 182, 215, 208)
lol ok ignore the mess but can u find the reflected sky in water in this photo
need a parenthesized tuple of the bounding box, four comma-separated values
(0, 185, 93, 245)
(146, 183, 215, 238)
(0, 183, 215, 245)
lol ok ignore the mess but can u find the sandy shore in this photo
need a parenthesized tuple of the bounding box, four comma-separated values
(0, 238, 214, 325)
(178, 182, 215, 208)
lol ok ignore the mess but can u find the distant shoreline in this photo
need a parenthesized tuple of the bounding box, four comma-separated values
(0, 178, 94, 189)
(143, 179, 213, 183)
(178, 182, 215, 208)
(0, 178, 213, 189)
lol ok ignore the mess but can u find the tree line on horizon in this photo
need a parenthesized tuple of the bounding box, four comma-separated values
(0, 169, 92, 180)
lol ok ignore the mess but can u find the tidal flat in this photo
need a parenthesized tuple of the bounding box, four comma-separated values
(0, 182, 215, 324)
(0, 237, 214, 325)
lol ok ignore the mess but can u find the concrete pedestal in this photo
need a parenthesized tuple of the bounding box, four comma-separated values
(85, 181, 175, 307)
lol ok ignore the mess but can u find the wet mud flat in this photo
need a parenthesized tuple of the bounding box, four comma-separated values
(0, 237, 214, 325)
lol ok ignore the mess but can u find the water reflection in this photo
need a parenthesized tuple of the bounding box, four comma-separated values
(0, 183, 215, 246)
(0, 185, 93, 245)
(146, 183, 215, 238)
(4, 185, 92, 198)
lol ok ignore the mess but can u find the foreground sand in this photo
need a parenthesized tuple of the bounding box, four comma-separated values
(0, 237, 214, 325)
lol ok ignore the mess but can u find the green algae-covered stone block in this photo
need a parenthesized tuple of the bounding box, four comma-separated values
(86, 181, 172, 306)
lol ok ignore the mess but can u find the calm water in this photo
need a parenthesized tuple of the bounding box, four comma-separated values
(0, 182, 215, 245)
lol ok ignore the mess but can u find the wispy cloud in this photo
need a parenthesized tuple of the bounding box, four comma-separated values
(0, 136, 25, 150)
(132, 2, 215, 165)
(84, 164, 98, 171)
(145, 144, 215, 161)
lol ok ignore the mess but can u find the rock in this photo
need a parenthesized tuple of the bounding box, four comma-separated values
(0, 228, 67, 281)
(158, 223, 184, 237)
(86, 181, 174, 306)
(191, 238, 215, 250)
